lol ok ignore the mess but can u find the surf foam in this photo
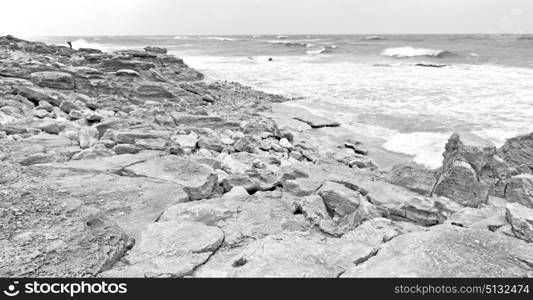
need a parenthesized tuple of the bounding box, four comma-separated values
(381, 47, 454, 58)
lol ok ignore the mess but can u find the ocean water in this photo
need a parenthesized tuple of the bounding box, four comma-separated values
(37, 35, 533, 168)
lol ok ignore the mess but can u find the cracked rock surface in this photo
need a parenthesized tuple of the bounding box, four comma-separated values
(1, 36, 533, 278)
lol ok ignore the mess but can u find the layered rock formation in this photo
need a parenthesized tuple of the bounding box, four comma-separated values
(1, 36, 532, 278)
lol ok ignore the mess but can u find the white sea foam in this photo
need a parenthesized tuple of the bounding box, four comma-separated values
(181, 55, 533, 168)
(306, 45, 336, 55)
(71, 39, 109, 52)
(202, 36, 238, 42)
(383, 132, 449, 169)
(381, 47, 454, 58)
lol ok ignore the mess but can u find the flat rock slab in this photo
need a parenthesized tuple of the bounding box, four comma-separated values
(37, 151, 163, 173)
(194, 231, 376, 278)
(0, 167, 130, 277)
(342, 224, 533, 277)
(124, 156, 218, 200)
(101, 221, 224, 278)
(161, 190, 309, 247)
(448, 206, 508, 231)
(46, 171, 189, 240)
(30, 71, 75, 90)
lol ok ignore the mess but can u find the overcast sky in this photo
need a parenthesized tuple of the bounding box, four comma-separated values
(1, 0, 532, 36)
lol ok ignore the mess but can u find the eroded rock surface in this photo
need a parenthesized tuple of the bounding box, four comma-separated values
(2, 36, 533, 278)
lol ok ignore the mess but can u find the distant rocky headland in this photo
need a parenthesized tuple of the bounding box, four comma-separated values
(0, 35, 532, 277)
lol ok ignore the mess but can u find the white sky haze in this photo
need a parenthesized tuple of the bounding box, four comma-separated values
(0, 0, 532, 36)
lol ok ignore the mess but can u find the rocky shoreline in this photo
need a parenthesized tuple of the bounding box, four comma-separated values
(0, 35, 532, 277)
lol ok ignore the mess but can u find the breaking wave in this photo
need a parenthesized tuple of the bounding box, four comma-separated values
(381, 47, 454, 58)
(363, 35, 385, 41)
(306, 45, 336, 55)
(268, 40, 313, 48)
(71, 39, 109, 52)
(202, 36, 238, 42)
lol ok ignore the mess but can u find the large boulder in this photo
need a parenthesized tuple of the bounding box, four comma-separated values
(342, 225, 533, 277)
(30, 71, 75, 90)
(498, 132, 533, 173)
(318, 181, 361, 217)
(432, 133, 496, 207)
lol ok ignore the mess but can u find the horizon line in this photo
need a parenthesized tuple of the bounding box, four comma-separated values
(14, 32, 533, 38)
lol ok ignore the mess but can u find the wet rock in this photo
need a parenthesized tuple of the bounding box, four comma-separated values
(342, 225, 533, 277)
(506, 202, 533, 243)
(30, 71, 75, 89)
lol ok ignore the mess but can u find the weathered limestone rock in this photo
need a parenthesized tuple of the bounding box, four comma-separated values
(14, 86, 62, 106)
(432, 133, 497, 207)
(195, 231, 375, 278)
(318, 181, 362, 217)
(383, 196, 463, 226)
(342, 225, 533, 277)
(448, 206, 508, 231)
(37, 120, 61, 134)
(506, 202, 533, 243)
(389, 163, 436, 195)
(30, 71, 75, 89)
(124, 156, 218, 200)
(342, 218, 425, 248)
(112, 144, 141, 155)
(101, 221, 224, 278)
(498, 132, 533, 173)
(504, 175, 533, 208)
(160, 190, 308, 247)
